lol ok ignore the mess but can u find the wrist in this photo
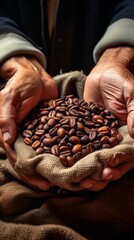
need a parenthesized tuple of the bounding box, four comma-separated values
(98, 46, 134, 67)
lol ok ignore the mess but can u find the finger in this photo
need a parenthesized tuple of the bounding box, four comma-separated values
(41, 75, 58, 101)
(107, 153, 134, 167)
(127, 109, 134, 138)
(0, 88, 18, 144)
(102, 161, 134, 181)
(19, 172, 53, 191)
(83, 76, 102, 104)
(0, 118, 17, 144)
(3, 142, 16, 163)
(80, 176, 109, 192)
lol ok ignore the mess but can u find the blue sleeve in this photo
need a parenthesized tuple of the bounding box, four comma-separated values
(111, 0, 134, 23)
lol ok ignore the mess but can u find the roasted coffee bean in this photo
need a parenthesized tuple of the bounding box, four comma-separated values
(32, 140, 41, 149)
(26, 124, 35, 130)
(72, 144, 82, 154)
(69, 136, 80, 144)
(35, 129, 45, 136)
(36, 147, 44, 155)
(69, 117, 76, 128)
(48, 118, 56, 127)
(108, 136, 120, 146)
(59, 145, 69, 152)
(42, 137, 52, 147)
(100, 136, 109, 145)
(77, 122, 84, 130)
(92, 115, 104, 124)
(57, 127, 66, 138)
(89, 130, 97, 141)
(24, 137, 32, 145)
(73, 151, 82, 162)
(48, 110, 56, 118)
(23, 129, 33, 138)
(59, 155, 68, 167)
(66, 156, 74, 167)
(68, 128, 76, 136)
(40, 116, 49, 123)
(21, 95, 123, 167)
(51, 145, 59, 156)
(80, 135, 89, 144)
(87, 143, 95, 153)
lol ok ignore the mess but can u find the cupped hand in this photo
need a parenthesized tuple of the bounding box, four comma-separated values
(18, 172, 53, 191)
(0, 55, 58, 190)
(84, 46, 134, 137)
(0, 55, 58, 155)
(80, 153, 134, 192)
(82, 46, 134, 191)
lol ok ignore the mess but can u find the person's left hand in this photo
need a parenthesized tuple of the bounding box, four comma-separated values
(81, 46, 134, 191)
(80, 153, 134, 191)
(83, 46, 134, 137)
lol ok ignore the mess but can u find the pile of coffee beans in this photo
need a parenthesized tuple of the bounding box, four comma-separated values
(21, 95, 123, 167)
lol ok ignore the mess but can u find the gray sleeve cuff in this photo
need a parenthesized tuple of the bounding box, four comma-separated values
(93, 18, 134, 62)
(0, 33, 47, 68)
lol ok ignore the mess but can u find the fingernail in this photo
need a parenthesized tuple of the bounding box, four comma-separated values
(84, 183, 93, 189)
(38, 183, 50, 191)
(3, 132, 11, 143)
(105, 174, 113, 180)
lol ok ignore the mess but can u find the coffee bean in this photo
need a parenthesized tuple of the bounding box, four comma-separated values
(72, 144, 82, 154)
(80, 135, 89, 144)
(48, 118, 56, 127)
(36, 147, 44, 155)
(24, 137, 32, 145)
(73, 151, 82, 162)
(21, 95, 122, 167)
(23, 129, 33, 138)
(32, 140, 41, 149)
(66, 156, 74, 167)
(69, 136, 80, 144)
(51, 145, 59, 156)
(88, 130, 97, 141)
(57, 127, 66, 138)
(42, 137, 52, 147)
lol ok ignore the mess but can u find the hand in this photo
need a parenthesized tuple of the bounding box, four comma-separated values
(18, 172, 53, 191)
(80, 153, 134, 192)
(83, 46, 134, 137)
(0, 55, 58, 159)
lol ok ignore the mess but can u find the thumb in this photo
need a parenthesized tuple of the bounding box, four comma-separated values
(0, 118, 17, 144)
(127, 102, 134, 138)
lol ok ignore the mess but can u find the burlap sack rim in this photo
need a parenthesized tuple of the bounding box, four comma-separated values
(13, 125, 134, 191)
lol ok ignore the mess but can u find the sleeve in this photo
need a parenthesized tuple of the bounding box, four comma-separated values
(93, 0, 134, 62)
(0, 33, 47, 68)
(0, 10, 46, 68)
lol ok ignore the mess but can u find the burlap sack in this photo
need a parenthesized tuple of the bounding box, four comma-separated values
(0, 71, 134, 240)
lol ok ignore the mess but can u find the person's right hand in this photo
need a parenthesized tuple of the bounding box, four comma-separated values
(80, 152, 134, 192)
(0, 55, 58, 159)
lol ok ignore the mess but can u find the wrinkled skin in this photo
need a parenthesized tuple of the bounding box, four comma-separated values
(0, 55, 58, 190)
(1, 46, 134, 192)
(81, 46, 134, 191)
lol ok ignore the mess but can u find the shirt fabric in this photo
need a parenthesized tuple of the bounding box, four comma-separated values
(0, 0, 134, 76)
